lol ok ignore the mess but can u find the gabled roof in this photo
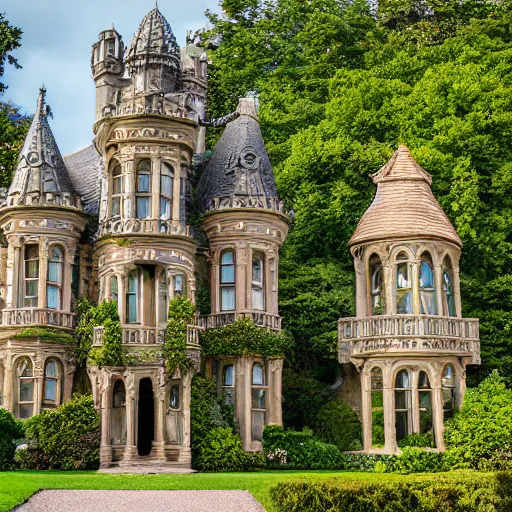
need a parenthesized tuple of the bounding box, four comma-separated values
(349, 145, 462, 248)
(8, 87, 79, 208)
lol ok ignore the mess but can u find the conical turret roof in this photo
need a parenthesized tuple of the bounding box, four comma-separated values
(197, 98, 281, 213)
(125, 7, 179, 61)
(349, 145, 462, 248)
(8, 87, 79, 208)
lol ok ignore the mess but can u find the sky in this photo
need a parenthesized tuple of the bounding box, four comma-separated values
(2, 0, 219, 155)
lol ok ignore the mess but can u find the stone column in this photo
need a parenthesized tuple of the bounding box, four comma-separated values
(435, 263, 444, 316)
(411, 370, 420, 434)
(3, 357, 13, 411)
(172, 160, 181, 222)
(354, 254, 368, 317)
(118, 271, 126, 325)
(123, 371, 137, 461)
(453, 265, 462, 318)
(432, 377, 445, 451)
(151, 156, 161, 221)
(411, 261, 420, 315)
(99, 371, 113, 468)
(63, 244, 76, 312)
(37, 239, 48, 310)
(126, 159, 135, 220)
(8, 238, 21, 308)
(382, 363, 396, 453)
(33, 356, 44, 416)
(179, 370, 193, 464)
(384, 262, 394, 315)
(152, 380, 166, 461)
(247, 246, 253, 311)
(210, 255, 219, 314)
(235, 244, 248, 312)
(360, 364, 373, 451)
(267, 359, 283, 425)
(64, 362, 75, 402)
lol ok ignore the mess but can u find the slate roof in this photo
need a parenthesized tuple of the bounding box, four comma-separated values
(196, 98, 279, 213)
(349, 145, 462, 248)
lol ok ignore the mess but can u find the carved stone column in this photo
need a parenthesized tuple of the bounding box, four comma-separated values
(382, 363, 396, 453)
(152, 374, 166, 460)
(179, 369, 193, 464)
(63, 244, 76, 312)
(123, 371, 137, 461)
(431, 366, 445, 451)
(235, 244, 248, 312)
(151, 156, 161, 221)
(37, 239, 49, 310)
(33, 355, 44, 416)
(453, 265, 462, 318)
(172, 159, 181, 222)
(411, 260, 420, 315)
(267, 359, 283, 425)
(360, 363, 373, 451)
(209, 254, 219, 314)
(384, 261, 394, 315)
(64, 361, 76, 402)
(7, 237, 21, 308)
(411, 369, 420, 434)
(354, 252, 367, 318)
(118, 271, 127, 325)
(435, 262, 444, 316)
(99, 370, 112, 468)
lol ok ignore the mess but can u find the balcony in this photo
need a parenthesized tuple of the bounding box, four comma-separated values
(338, 314, 480, 364)
(1, 308, 75, 329)
(96, 218, 193, 238)
(200, 311, 282, 331)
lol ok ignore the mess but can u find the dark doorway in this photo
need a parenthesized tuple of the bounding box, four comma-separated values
(137, 377, 154, 456)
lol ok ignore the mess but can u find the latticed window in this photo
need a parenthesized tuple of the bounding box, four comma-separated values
(111, 163, 123, 217)
(24, 244, 39, 307)
(442, 257, 456, 317)
(419, 253, 437, 315)
(17, 358, 34, 419)
(160, 162, 173, 220)
(370, 254, 385, 315)
(220, 251, 235, 311)
(136, 160, 151, 219)
(251, 362, 268, 441)
(395, 252, 412, 314)
(394, 369, 412, 441)
(252, 254, 264, 311)
(47, 246, 64, 310)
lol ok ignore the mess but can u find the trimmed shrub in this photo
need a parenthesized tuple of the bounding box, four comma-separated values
(263, 424, 347, 470)
(398, 432, 433, 448)
(387, 447, 446, 474)
(315, 400, 362, 451)
(24, 395, 100, 469)
(0, 409, 24, 470)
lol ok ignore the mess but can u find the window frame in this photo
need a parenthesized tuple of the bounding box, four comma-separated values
(221, 363, 235, 406)
(43, 358, 61, 407)
(126, 269, 140, 324)
(395, 252, 413, 314)
(160, 162, 174, 221)
(46, 245, 64, 310)
(17, 357, 34, 419)
(23, 244, 39, 308)
(251, 253, 265, 311)
(135, 159, 152, 219)
(394, 369, 412, 441)
(419, 253, 437, 315)
(441, 364, 456, 421)
(251, 362, 268, 442)
(220, 250, 236, 312)
(111, 162, 124, 218)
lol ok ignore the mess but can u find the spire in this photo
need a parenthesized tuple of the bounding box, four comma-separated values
(197, 97, 283, 214)
(7, 88, 79, 208)
(349, 145, 461, 248)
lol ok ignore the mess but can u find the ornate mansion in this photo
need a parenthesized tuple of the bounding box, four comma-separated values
(0, 7, 479, 468)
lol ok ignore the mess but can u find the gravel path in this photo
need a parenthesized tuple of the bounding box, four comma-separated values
(16, 489, 265, 512)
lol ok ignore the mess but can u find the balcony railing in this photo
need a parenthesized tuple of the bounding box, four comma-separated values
(1, 308, 75, 329)
(200, 311, 282, 331)
(96, 218, 193, 238)
(338, 314, 480, 364)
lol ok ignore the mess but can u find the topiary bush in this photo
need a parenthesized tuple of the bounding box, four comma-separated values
(24, 395, 100, 469)
(0, 408, 24, 470)
(315, 400, 362, 451)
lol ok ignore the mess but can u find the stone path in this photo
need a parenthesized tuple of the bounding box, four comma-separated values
(16, 490, 265, 512)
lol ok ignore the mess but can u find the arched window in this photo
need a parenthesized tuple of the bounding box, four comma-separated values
(252, 362, 268, 442)
(220, 251, 235, 311)
(47, 246, 64, 310)
(371, 367, 384, 447)
(170, 385, 180, 409)
(173, 274, 184, 297)
(126, 270, 139, 324)
(394, 369, 412, 441)
(370, 255, 385, 315)
(136, 160, 151, 219)
(111, 163, 123, 217)
(110, 275, 118, 302)
(44, 359, 61, 405)
(442, 257, 456, 317)
(222, 364, 235, 405)
(395, 252, 412, 314)
(113, 380, 126, 408)
(419, 253, 437, 315)
(252, 254, 264, 311)
(442, 364, 456, 421)
(17, 358, 34, 419)
(160, 162, 174, 220)
(418, 371, 433, 440)
(111, 380, 126, 445)
(23, 244, 39, 307)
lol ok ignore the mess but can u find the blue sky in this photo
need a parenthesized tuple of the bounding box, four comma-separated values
(3, 0, 218, 155)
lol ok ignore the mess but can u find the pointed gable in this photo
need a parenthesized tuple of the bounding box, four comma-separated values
(349, 145, 462, 248)
(8, 87, 80, 209)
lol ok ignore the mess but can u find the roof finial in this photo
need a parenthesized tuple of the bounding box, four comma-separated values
(155, 0, 158, 9)
(37, 85, 46, 117)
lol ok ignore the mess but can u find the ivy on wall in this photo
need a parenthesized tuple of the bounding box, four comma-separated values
(13, 327, 74, 344)
(200, 318, 291, 358)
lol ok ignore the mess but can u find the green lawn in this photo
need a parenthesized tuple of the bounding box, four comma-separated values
(0, 469, 488, 511)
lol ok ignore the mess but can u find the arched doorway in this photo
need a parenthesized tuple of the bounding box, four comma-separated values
(137, 377, 154, 456)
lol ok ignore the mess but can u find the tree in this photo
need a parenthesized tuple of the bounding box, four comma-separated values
(0, 12, 22, 95)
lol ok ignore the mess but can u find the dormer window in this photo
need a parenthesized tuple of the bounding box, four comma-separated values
(160, 162, 173, 221)
(220, 251, 235, 311)
(136, 160, 151, 219)
(396, 252, 412, 314)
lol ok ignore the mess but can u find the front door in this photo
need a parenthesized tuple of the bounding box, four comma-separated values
(137, 377, 154, 456)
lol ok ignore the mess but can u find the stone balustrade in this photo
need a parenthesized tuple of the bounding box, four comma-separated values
(1, 308, 75, 329)
(96, 218, 193, 238)
(200, 311, 282, 331)
(338, 314, 480, 364)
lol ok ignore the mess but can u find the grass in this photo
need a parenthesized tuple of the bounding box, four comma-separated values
(0, 469, 486, 511)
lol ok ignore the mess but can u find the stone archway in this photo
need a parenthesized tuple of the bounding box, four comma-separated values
(137, 377, 154, 456)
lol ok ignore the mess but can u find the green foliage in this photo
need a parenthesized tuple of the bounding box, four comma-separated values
(0, 13, 22, 95)
(200, 317, 291, 358)
(23, 395, 100, 470)
(262, 424, 347, 470)
(398, 432, 434, 448)
(270, 472, 512, 512)
(387, 448, 446, 474)
(13, 327, 74, 344)
(444, 371, 512, 470)
(0, 408, 24, 470)
(163, 296, 196, 375)
(315, 400, 362, 451)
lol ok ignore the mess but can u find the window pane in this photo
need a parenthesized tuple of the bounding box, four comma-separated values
(221, 287, 235, 311)
(112, 197, 121, 217)
(252, 258, 262, 283)
(127, 295, 138, 323)
(221, 265, 235, 283)
(113, 176, 123, 194)
(26, 280, 38, 298)
(173, 275, 183, 295)
(161, 175, 173, 197)
(160, 198, 171, 220)
(137, 173, 150, 192)
(395, 411, 409, 441)
(20, 380, 33, 402)
(371, 391, 385, 447)
(48, 261, 61, 283)
(420, 291, 437, 315)
(252, 288, 264, 311)
(224, 388, 235, 406)
(252, 389, 266, 409)
(419, 391, 433, 435)
(420, 261, 434, 288)
(128, 273, 138, 293)
(170, 385, 180, 409)
(26, 245, 38, 260)
(45, 379, 57, 401)
(47, 285, 59, 309)
(252, 364, 264, 385)
(442, 365, 455, 387)
(19, 404, 33, 419)
(138, 160, 151, 171)
(397, 291, 412, 314)
(136, 197, 150, 218)
(26, 260, 39, 279)
(46, 361, 57, 377)
(396, 263, 409, 288)
(395, 390, 411, 410)
(221, 252, 234, 265)
(251, 410, 265, 441)
(111, 276, 118, 301)
(223, 365, 234, 386)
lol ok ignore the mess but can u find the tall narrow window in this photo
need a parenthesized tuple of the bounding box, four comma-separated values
(17, 358, 34, 419)
(136, 160, 151, 219)
(222, 364, 235, 406)
(418, 371, 433, 443)
(126, 270, 139, 324)
(47, 246, 64, 310)
(442, 364, 456, 421)
(111, 163, 123, 217)
(111, 380, 126, 445)
(419, 253, 437, 315)
(252, 254, 264, 311)
(170, 385, 180, 409)
(24, 244, 39, 307)
(160, 162, 173, 220)
(251, 362, 268, 441)
(110, 275, 118, 302)
(442, 257, 456, 317)
(396, 252, 412, 314)
(44, 359, 61, 405)
(370, 254, 385, 315)
(173, 274, 184, 297)
(220, 251, 235, 311)
(394, 370, 412, 441)
(371, 367, 385, 447)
